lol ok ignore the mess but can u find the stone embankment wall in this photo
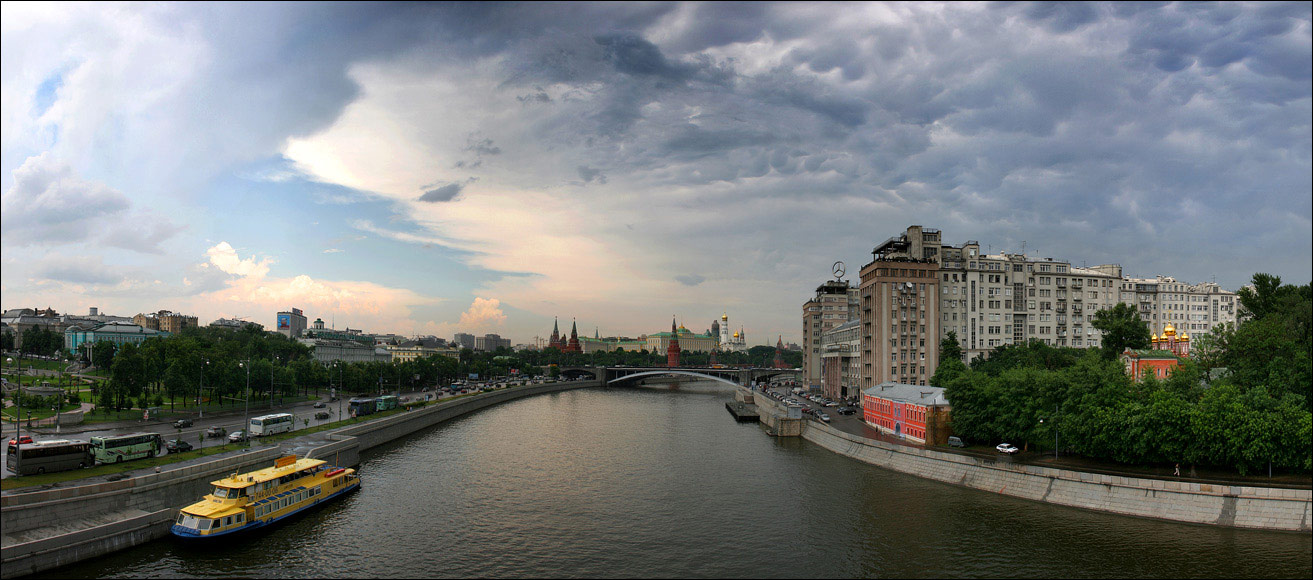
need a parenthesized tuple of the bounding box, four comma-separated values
(0, 380, 602, 578)
(800, 419, 1311, 532)
(1, 447, 282, 578)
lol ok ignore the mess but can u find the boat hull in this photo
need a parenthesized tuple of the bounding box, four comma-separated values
(171, 478, 360, 541)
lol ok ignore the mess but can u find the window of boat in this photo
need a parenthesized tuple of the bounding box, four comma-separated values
(176, 514, 185, 524)
(237, 514, 244, 523)
(213, 487, 229, 499)
(199, 519, 211, 530)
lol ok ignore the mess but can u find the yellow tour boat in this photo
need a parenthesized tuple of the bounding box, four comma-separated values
(171, 455, 359, 539)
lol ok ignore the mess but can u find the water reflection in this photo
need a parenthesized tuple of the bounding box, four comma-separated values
(39, 383, 1311, 579)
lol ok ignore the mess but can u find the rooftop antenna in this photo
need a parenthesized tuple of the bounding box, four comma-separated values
(1021, 241, 1026, 257)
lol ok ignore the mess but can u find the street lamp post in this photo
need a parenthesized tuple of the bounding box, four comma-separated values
(239, 361, 251, 448)
(198, 359, 208, 419)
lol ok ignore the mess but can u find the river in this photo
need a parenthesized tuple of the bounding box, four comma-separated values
(38, 381, 1312, 578)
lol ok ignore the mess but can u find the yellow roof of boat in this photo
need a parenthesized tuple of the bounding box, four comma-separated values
(211, 456, 326, 489)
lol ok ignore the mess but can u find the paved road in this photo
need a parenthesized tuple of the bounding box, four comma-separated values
(1, 386, 480, 479)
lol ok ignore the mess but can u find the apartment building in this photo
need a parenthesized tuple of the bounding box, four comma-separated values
(132, 310, 199, 334)
(801, 280, 860, 389)
(858, 235, 941, 389)
(859, 226, 1238, 370)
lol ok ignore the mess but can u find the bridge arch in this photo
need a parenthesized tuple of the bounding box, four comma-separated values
(606, 370, 742, 389)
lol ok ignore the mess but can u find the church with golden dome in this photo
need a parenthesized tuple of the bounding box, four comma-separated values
(1122, 323, 1191, 381)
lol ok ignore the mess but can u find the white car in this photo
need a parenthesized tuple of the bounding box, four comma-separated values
(996, 443, 1019, 454)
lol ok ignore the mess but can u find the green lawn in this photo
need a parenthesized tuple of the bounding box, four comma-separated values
(1, 359, 74, 373)
(1, 403, 82, 422)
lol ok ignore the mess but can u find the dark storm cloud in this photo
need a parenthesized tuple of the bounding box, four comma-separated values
(418, 183, 464, 203)
(268, 1, 1305, 290)
(577, 166, 607, 184)
(675, 274, 706, 287)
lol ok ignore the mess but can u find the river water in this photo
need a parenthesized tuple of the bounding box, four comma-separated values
(40, 382, 1311, 578)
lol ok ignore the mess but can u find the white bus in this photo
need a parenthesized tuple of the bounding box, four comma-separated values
(249, 413, 295, 436)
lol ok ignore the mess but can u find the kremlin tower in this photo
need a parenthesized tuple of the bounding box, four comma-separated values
(565, 319, 582, 353)
(774, 335, 786, 369)
(549, 317, 564, 350)
(667, 317, 681, 367)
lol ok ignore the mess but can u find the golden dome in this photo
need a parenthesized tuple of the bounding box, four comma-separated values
(733, 331, 739, 338)
(1151, 333, 1158, 341)
(1163, 323, 1175, 336)
(1180, 332, 1189, 341)
(721, 313, 728, 321)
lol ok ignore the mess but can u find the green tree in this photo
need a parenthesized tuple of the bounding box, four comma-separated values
(1091, 302, 1151, 359)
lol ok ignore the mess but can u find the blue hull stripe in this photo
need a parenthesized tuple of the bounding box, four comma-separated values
(172, 480, 360, 539)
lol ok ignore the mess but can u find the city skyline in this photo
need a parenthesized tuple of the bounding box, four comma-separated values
(2, 2, 1309, 345)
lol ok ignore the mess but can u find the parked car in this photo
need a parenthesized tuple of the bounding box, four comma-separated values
(837, 407, 856, 415)
(228, 430, 248, 443)
(816, 412, 832, 423)
(996, 443, 1019, 454)
(205, 426, 227, 438)
(313, 401, 327, 409)
(949, 436, 966, 448)
(173, 418, 193, 428)
(165, 439, 193, 453)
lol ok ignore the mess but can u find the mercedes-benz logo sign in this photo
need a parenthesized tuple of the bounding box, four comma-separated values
(832, 261, 846, 279)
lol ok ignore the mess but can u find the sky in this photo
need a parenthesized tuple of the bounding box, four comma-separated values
(2, 1, 1310, 345)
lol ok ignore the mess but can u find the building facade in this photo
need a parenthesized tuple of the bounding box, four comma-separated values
(802, 280, 860, 389)
(862, 382, 952, 445)
(209, 318, 263, 332)
(859, 234, 941, 388)
(643, 324, 719, 354)
(819, 319, 861, 400)
(64, 322, 169, 353)
(276, 308, 307, 338)
(858, 226, 1238, 375)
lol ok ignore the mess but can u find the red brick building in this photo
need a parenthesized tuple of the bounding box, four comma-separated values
(862, 382, 952, 445)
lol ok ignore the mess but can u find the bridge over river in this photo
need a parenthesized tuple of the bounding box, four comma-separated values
(557, 365, 800, 388)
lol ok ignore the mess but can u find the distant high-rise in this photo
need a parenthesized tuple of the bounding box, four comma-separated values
(276, 308, 307, 338)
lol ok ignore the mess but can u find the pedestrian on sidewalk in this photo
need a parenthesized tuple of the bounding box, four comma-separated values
(1173, 463, 1180, 477)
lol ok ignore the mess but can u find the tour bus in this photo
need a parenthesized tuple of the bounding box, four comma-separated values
(249, 412, 295, 437)
(6, 439, 95, 475)
(348, 398, 376, 418)
(376, 395, 399, 412)
(90, 433, 162, 464)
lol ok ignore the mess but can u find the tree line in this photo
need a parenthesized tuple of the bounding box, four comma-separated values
(935, 273, 1311, 474)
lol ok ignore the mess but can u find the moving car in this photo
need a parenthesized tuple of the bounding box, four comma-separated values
(7, 435, 34, 448)
(315, 411, 331, 420)
(313, 402, 327, 409)
(205, 426, 227, 438)
(949, 436, 966, 448)
(165, 439, 193, 453)
(173, 418, 193, 428)
(228, 430, 248, 444)
(996, 443, 1019, 454)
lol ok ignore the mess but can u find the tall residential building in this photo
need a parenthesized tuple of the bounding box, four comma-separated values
(474, 333, 512, 351)
(857, 225, 1238, 375)
(276, 308, 307, 338)
(453, 333, 476, 350)
(859, 237, 941, 389)
(801, 280, 859, 389)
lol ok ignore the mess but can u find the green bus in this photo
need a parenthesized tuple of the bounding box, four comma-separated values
(90, 432, 162, 464)
(6, 440, 95, 475)
(377, 395, 399, 412)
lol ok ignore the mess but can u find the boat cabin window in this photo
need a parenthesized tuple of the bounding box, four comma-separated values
(213, 487, 234, 499)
